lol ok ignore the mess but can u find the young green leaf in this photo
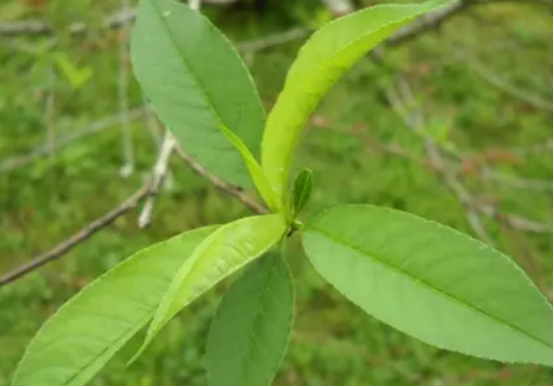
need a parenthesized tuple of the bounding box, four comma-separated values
(292, 168, 313, 216)
(220, 125, 278, 213)
(302, 205, 553, 365)
(54, 52, 93, 89)
(206, 252, 295, 386)
(137, 214, 287, 356)
(131, 0, 266, 189)
(261, 0, 452, 203)
(12, 226, 218, 386)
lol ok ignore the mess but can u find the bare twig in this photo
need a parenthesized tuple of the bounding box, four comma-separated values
(477, 205, 551, 233)
(136, 0, 202, 227)
(321, 0, 355, 16)
(468, 61, 552, 111)
(0, 7, 136, 37)
(0, 1, 238, 36)
(118, 0, 134, 178)
(385, 76, 494, 244)
(385, 0, 552, 47)
(3, 0, 548, 41)
(479, 168, 552, 192)
(0, 147, 265, 288)
(384, 75, 551, 240)
(138, 131, 175, 228)
(0, 182, 153, 287)
(503, 141, 553, 156)
(0, 146, 266, 288)
(174, 145, 266, 215)
(0, 107, 147, 173)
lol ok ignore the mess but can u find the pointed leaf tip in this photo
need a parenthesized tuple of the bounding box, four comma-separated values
(303, 204, 553, 365)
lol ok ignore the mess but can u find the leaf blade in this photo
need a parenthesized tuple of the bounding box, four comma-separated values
(206, 252, 295, 386)
(131, 0, 265, 188)
(220, 125, 278, 212)
(139, 214, 287, 353)
(261, 0, 452, 202)
(302, 204, 553, 365)
(292, 168, 313, 216)
(12, 226, 218, 386)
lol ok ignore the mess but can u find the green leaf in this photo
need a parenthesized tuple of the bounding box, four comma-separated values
(12, 226, 218, 386)
(292, 168, 313, 216)
(131, 0, 266, 189)
(54, 52, 93, 89)
(220, 125, 278, 213)
(137, 214, 286, 356)
(261, 0, 452, 203)
(206, 252, 295, 386)
(302, 204, 553, 365)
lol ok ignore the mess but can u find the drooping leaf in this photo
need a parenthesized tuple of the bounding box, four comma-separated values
(12, 226, 218, 386)
(302, 205, 553, 365)
(137, 214, 286, 355)
(131, 0, 266, 189)
(292, 168, 313, 216)
(261, 0, 452, 203)
(206, 252, 295, 386)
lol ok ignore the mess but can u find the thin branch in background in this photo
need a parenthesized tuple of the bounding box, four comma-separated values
(385, 0, 552, 47)
(138, 131, 175, 228)
(385, 0, 471, 47)
(189, 0, 202, 10)
(0, 27, 311, 173)
(479, 168, 552, 192)
(0, 146, 266, 288)
(468, 61, 552, 111)
(0, 107, 147, 173)
(0, 7, 136, 37)
(118, 0, 135, 178)
(1, 0, 550, 287)
(0, 1, 234, 37)
(173, 145, 266, 215)
(384, 74, 551, 240)
(0, 182, 153, 288)
(138, 0, 201, 228)
(385, 75, 495, 244)
(477, 205, 551, 234)
(144, 107, 175, 191)
(0, 0, 550, 39)
(321, 0, 355, 16)
(504, 140, 553, 156)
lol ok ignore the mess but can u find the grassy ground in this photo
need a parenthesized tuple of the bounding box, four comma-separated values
(0, 0, 552, 385)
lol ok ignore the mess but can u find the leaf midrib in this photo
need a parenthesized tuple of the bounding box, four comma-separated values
(268, 6, 429, 194)
(237, 261, 280, 384)
(289, 6, 415, 80)
(308, 225, 551, 349)
(150, 0, 231, 140)
(65, 314, 152, 385)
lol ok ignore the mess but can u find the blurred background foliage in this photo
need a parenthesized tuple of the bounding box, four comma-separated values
(0, 0, 552, 385)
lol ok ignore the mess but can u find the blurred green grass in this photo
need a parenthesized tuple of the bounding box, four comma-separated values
(0, 0, 552, 385)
